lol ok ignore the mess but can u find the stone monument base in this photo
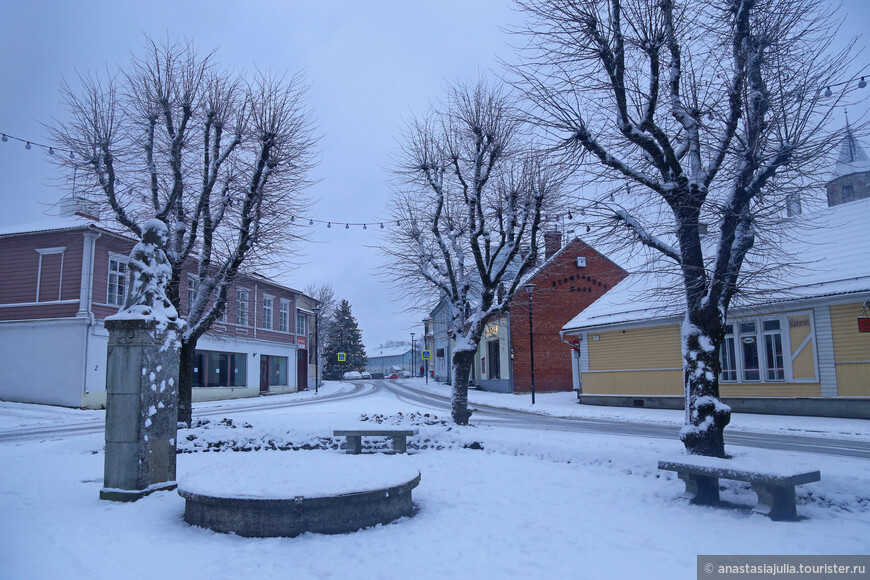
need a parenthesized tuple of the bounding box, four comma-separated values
(100, 481, 178, 502)
(177, 452, 421, 537)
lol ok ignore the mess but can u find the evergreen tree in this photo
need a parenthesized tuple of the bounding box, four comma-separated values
(322, 300, 367, 379)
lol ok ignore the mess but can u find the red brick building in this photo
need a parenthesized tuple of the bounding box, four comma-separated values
(508, 234, 627, 393)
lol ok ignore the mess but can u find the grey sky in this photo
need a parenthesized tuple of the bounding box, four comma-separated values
(1, 1, 867, 351)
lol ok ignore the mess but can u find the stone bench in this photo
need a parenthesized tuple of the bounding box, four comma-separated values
(658, 458, 821, 521)
(333, 429, 419, 454)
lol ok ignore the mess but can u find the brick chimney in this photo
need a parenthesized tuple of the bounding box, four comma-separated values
(544, 229, 562, 260)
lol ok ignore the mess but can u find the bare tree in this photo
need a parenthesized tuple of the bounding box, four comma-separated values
(50, 37, 316, 424)
(383, 79, 561, 425)
(304, 282, 338, 368)
(512, 0, 861, 456)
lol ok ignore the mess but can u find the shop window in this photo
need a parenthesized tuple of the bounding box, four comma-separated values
(192, 350, 247, 387)
(719, 314, 807, 383)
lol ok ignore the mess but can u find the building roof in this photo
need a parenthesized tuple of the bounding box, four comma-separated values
(564, 195, 870, 332)
(0, 214, 130, 239)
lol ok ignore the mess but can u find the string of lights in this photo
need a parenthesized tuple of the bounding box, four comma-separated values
(3, 70, 867, 231)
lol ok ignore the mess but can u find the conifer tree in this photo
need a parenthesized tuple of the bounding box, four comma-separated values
(322, 300, 367, 379)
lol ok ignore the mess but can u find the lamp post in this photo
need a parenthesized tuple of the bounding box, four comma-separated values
(313, 305, 321, 394)
(410, 332, 416, 378)
(423, 318, 431, 384)
(523, 282, 536, 405)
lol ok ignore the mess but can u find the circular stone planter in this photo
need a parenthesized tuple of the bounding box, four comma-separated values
(177, 452, 421, 538)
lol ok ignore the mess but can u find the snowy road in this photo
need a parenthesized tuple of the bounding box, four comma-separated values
(374, 380, 870, 460)
(1, 379, 867, 460)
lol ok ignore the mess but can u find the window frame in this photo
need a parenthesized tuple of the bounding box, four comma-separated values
(107, 253, 129, 308)
(236, 287, 250, 327)
(262, 295, 274, 330)
(718, 311, 817, 384)
(296, 309, 307, 336)
(279, 300, 290, 333)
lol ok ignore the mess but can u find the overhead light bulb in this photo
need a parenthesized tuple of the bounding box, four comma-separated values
(1, 134, 7, 142)
(860, 77, 867, 89)
(327, 222, 332, 228)
(345, 223, 349, 229)
(380, 223, 384, 229)
(48, 147, 55, 155)
(25, 142, 32, 150)
(824, 86, 832, 97)
(363, 224, 367, 230)
(309, 219, 314, 225)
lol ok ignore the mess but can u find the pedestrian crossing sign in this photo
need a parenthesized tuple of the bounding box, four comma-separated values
(421, 350, 431, 360)
(338, 353, 346, 361)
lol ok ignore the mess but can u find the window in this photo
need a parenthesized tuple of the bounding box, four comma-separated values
(843, 184, 854, 200)
(279, 300, 290, 332)
(107, 257, 128, 307)
(720, 325, 737, 381)
(296, 311, 307, 336)
(763, 319, 785, 381)
(35, 247, 66, 302)
(192, 350, 247, 387)
(739, 322, 760, 381)
(236, 288, 249, 326)
(269, 355, 288, 386)
(720, 315, 797, 383)
(262, 296, 273, 330)
(187, 276, 199, 316)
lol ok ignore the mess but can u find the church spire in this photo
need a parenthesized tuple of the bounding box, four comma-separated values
(836, 110, 870, 177)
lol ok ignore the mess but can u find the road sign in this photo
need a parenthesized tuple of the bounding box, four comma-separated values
(337, 352, 346, 361)
(421, 349, 431, 360)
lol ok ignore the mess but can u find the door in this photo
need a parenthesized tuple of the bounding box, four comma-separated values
(297, 349, 308, 390)
(488, 340, 500, 380)
(260, 356, 270, 393)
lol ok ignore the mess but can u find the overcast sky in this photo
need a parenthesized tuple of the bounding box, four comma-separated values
(1, 1, 868, 351)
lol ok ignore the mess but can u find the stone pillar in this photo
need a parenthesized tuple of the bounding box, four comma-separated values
(100, 319, 180, 501)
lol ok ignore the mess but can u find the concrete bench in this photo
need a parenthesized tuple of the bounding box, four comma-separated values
(658, 458, 820, 521)
(333, 429, 419, 455)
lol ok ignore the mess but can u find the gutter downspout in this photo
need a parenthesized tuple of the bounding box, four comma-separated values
(78, 230, 100, 402)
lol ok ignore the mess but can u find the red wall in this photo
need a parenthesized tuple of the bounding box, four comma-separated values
(509, 239, 626, 392)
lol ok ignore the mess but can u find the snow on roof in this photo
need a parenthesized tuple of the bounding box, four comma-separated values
(564, 196, 870, 332)
(0, 213, 137, 242)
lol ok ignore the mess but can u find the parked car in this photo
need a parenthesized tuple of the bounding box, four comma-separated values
(384, 373, 398, 379)
(342, 371, 363, 380)
(360, 371, 372, 379)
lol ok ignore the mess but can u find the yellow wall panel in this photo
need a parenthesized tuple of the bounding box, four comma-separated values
(719, 383, 821, 397)
(791, 346, 816, 380)
(830, 303, 870, 362)
(587, 324, 682, 371)
(582, 370, 682, 396)
(835, 363, 870, 396)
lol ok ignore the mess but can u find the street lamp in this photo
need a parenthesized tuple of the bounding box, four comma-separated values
(523, 282, 536, 405)
(312, 305, 321, 394)
(423, 318, 431, 384)
(410, 332, 416, 378)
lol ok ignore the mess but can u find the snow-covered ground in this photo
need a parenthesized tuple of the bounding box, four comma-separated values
(1, 382, 868, 579)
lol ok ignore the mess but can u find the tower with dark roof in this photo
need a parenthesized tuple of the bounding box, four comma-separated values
(827, 114, 870, 207)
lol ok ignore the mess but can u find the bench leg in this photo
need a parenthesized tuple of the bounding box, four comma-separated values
(679, 472, 720, 505)
(345, 435, 362, 455)
(391, 435, 407, 454)
(751, 483, 797, 521)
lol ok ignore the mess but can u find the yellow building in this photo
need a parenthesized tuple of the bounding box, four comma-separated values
(562, 134, 870, 418)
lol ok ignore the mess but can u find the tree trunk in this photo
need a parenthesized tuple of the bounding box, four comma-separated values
(177, 336, 197, 427)
(679, 316, 731, 457)
(450, 348, 476, 425)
